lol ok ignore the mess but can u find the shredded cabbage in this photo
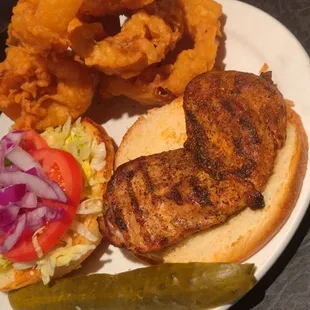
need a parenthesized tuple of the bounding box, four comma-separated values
(91, 142, 106, 171)
(41, 117, 107, 198)
(32, 226, 45, 258)
(77, 198, 103, 215)
(37, 255, 56, 285)
(37, 244, 95, 284)
(13, 261, 36, 270)
(71, 220, 99, 242)
(41, 117, 92, 165)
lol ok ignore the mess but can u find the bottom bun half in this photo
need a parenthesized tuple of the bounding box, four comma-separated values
(0, 118, 115, 291)
(115, 97, 308, 263)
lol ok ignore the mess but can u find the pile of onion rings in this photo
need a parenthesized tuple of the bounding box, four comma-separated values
(0, 0, 223, 130)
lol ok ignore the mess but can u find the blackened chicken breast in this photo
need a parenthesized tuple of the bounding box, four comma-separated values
(101, 149, 264, 253)
(100, 71, 287, 254)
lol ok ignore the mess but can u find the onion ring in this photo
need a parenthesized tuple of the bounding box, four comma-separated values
(79, 0, 155, 17)
(100, 0, 222, 106)
(69, 6, 183, 79)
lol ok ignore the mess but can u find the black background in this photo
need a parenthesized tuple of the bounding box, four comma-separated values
(0, 1, 310, 309)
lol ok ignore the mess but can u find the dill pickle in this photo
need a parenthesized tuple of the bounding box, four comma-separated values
(9, 263, 256, 310)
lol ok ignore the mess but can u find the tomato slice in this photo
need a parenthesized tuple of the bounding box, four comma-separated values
(4, 148, 83, 262)
(32, 149, 83, 207)
(21, 130, 48, 153)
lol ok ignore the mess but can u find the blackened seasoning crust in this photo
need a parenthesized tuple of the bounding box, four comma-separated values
(184, 71, 286, 190)
(101, 149, 264, 253)
(100, 71, 286, 254)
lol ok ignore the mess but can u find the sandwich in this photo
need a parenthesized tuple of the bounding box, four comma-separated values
(0, 117, 114, 290)
(100, 70, 308, 263)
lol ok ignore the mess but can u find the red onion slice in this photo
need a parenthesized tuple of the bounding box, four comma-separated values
(6, 146, 41, 172)
(0, 166, 21, 173)
(0, 131, 25, 156)
(45, 206, 65, 222)
(26, 207, 47, 232)
(0, 214, 26, 254)
(6, 131, 25, 144)
(0, 172, 60, 201)
(0, 184, 27, 206)
(19, 192, 38, 209)
(0, 205, 20, 228)
(26, 168, 67, 203)
(26, 206, 65, 232)
(46, 181, 67, 204)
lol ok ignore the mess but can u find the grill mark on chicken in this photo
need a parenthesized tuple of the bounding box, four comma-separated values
(234, 158, 256, 179)
(138, 159, 154, 193)
(126, 177, 143, 217)
(239, 115, 261, 144)
(220, 99, 235, 115)
(185, 110, 224, 179)
(115, 213, 127, 231)
(124, 168, 145, 222)
(159, 156, 176, 194)
(166, 187, 183, 205)
(184, 110, 208, 165)
(125, 169, 135, 180)
(233, 136, 243, 155)
(234, 71, 287, 149)
(221, 98, 261, 145)
(101, 71, 287, 254)
(189, 176, 213, 207)
(138, 159, 157, 205)
(106, 204, 127, 232)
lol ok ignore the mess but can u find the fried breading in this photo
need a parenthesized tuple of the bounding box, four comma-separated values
(99, 65, 176, 105)
(143, 0, 185, 45)
(67, 18, 107, 60)
(7, 0, 83, 55)
(160, 0, 222, 95)
(0, 47, 98, 131)
(99, 0, 222, 105)
(70, 5, 183, 79)
(2, 0, 224, 127)
(79, 0, 155, 17)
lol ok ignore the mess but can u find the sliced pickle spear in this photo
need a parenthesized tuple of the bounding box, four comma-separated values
(9, 263, 256, 310)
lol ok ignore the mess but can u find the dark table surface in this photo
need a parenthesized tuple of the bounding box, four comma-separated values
(1, 1, 310, 309)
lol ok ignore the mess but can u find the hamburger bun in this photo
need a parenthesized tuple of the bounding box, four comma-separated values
(0, 118, 114, 291)
(115, 97, 308, 263)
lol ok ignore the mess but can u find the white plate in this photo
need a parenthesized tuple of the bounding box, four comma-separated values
(1, 0, 310, 309)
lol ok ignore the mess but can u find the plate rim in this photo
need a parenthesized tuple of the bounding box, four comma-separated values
(0, 1, 310, 309)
